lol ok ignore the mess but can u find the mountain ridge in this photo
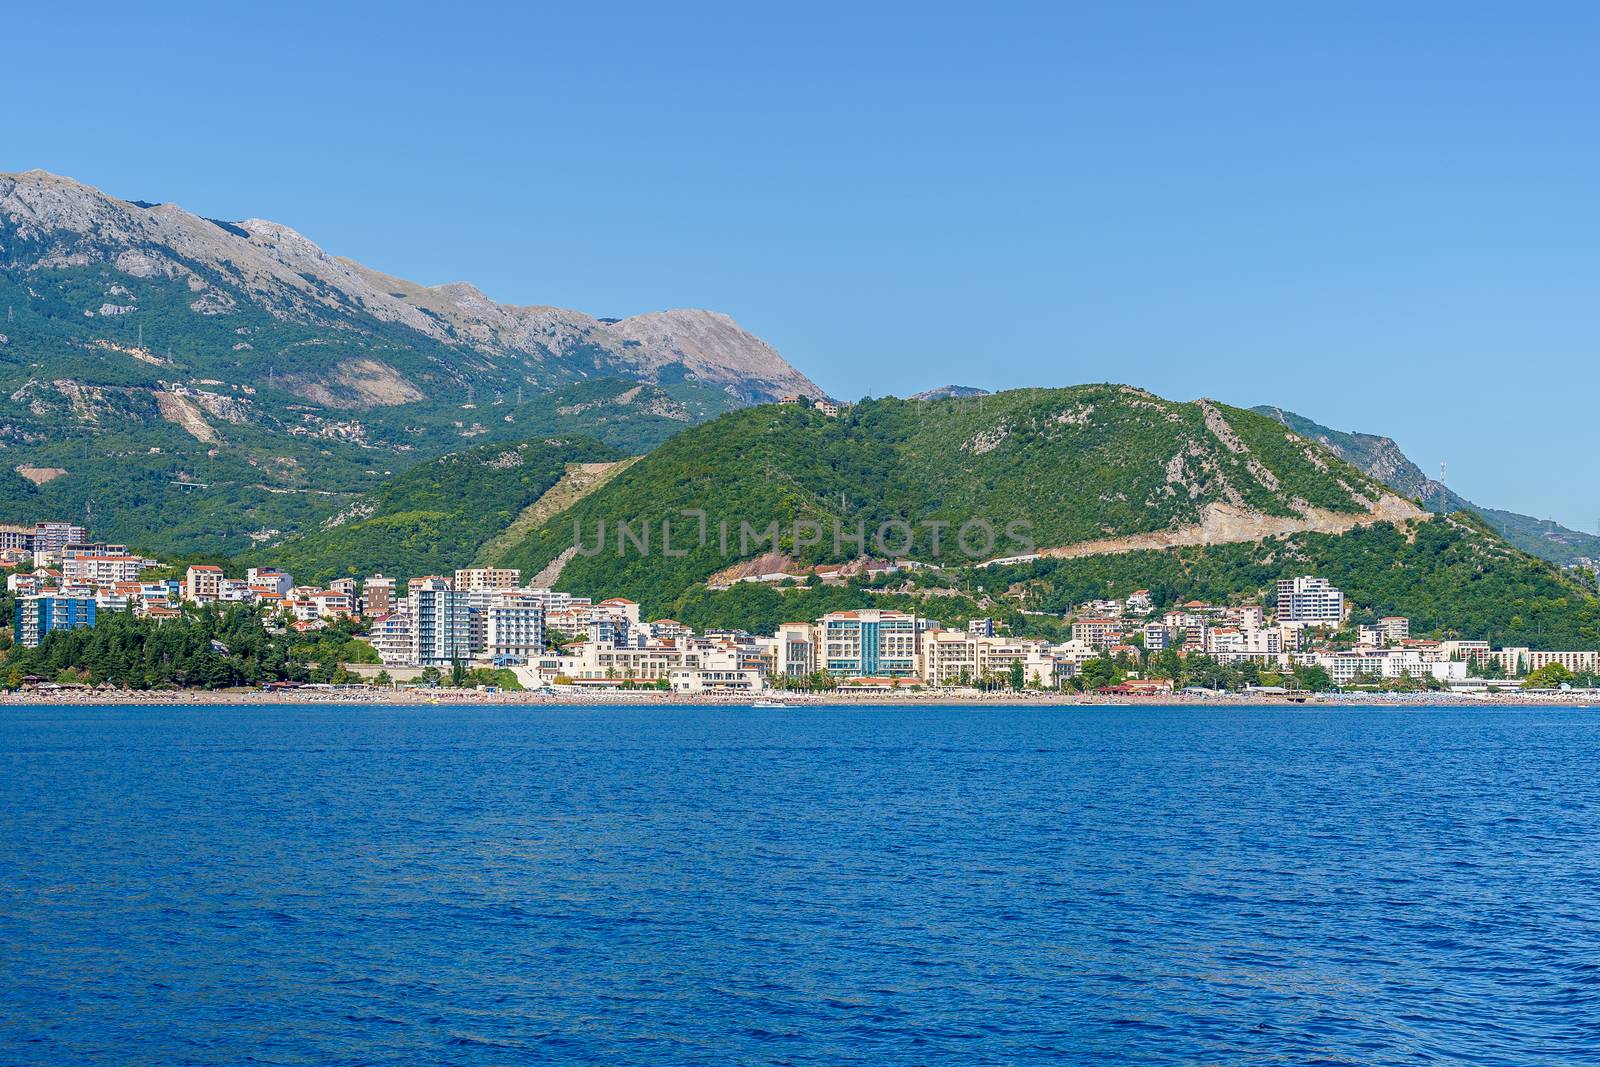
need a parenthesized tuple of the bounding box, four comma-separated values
(487, 385, 1422, 614)
(0, 169, 822, 405)
(248, 385, 1596, 651)
(1253, 406, 1600, 567)
(0, 168, 820, 553)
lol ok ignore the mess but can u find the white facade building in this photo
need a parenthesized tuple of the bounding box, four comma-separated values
(485, 593, 545, 664)
(1276, 576, 1346, 625)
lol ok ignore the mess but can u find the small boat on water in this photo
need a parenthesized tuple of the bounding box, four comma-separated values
(750, 698, 790, 708)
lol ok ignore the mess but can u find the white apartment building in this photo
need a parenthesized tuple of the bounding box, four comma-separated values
(669, 668, 766, 694)
(1481, 648, 1600, 676)
(774, 622, 817, 678)
(1276, 576, 1346, 625)
(485, 593, 545, 664)
(246, 568, 294, 597)
(1050, 638, 1103, 669)
(218, 578, 251, 602)
(922, 630, 1058, 687)
(308, 590, 355, 617)
(1311, 647, 1438, 685)
(1207, 626, 1282, 661)
(287, 598, 321, 624)
(368, 612, 414, 667)
(61, 554, 149, 586)
(820, 610, 920, 678)
(1526, 650, 1600, 674)
(546, 638, 706, 682)
(647, 619, 695, 642)
(1071, 618, 1123, 650)
(1235, 605, 1266, 630)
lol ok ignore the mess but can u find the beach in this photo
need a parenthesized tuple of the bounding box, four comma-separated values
(2, 686, 1588, 708)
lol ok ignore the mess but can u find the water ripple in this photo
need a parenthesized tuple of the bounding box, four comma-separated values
(3, 704, 1599, 1065)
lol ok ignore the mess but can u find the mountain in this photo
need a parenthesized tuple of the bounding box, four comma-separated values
(909, 385, 991, 401)
(253, 435, 622, 585)
(0, 170, 820, 404)
(1254, 406, 1600, 567)
(254, 385, 1596, 648)
(0, 169, 821, 553)
(489, 385, 1422, 615)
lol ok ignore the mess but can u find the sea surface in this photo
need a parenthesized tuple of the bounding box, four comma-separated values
(3, 704, 1599, 1065)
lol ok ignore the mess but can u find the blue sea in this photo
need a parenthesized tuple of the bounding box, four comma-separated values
(3, 704, 1599, 1065)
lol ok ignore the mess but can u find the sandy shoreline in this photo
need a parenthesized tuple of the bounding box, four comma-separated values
(1, 688, 1591, 709)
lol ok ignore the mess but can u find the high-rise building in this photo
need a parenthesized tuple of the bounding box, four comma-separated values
(820, 609, 919, 678)
(1070, 618, 1123, 649)
(61, 554, 150, 586)
(408, 578, 472, 666)
(367, 612, 413, 667)
(0, 524, 36, 553)
(775, 622, 817, 678)
(1275, 576, 1346, 624)
(485, 593, 545, 665)
(31, 522, 88, 563)
(15, 594, 97, 647)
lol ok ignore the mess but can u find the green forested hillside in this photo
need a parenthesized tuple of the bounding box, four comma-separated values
(666, 571, 1066, 640)
(493, 387, 1394, 613)
(188, 385, 1600, 650)
(663, 517, 1599, 648)
(0, 369, 711, 557)
(248, 436, 621, 585)
(991, 515, 1598, 648)
(1, 467, 37, 500)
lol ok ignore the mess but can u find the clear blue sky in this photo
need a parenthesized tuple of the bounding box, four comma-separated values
(8, 1, 1598, 530)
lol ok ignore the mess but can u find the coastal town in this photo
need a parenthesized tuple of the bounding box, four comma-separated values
(4, 518, 1595, 698)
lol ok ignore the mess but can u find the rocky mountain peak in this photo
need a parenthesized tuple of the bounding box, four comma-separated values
(1, 168, 822, 405)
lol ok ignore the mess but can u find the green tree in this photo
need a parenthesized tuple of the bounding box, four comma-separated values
(3, 604, 302, 690)
(1080, 655, 1118, 690)
(1149, 647, 1182, 681)
(1292, 663, 1335, 692)
(1524, 663, 1575, 689)
(1009, 659, 1026, 691)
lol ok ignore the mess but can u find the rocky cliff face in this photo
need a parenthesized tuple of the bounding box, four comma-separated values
(1254, 406, 1462, 508)
(1255, 405, 1600, 567)
(0, 169, 822, 405)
